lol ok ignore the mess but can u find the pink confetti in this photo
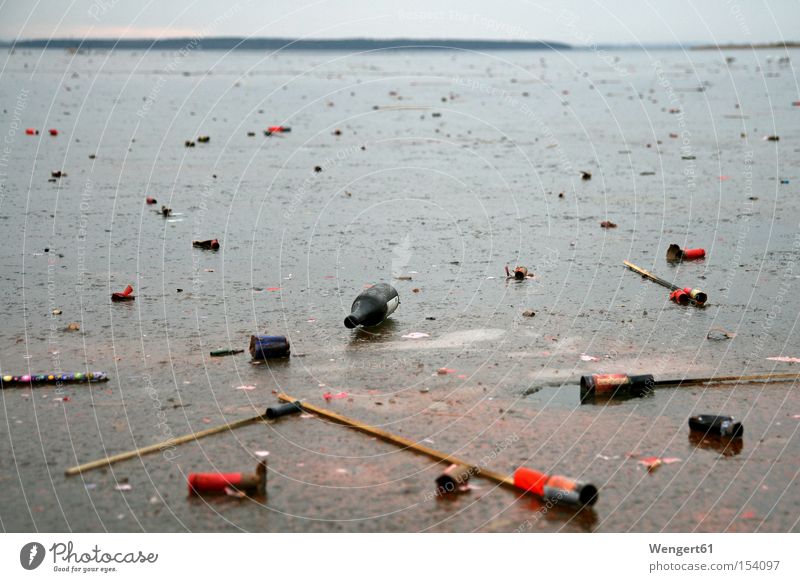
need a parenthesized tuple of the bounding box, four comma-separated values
(266, 287, 281, 292)
(323, 391, 348, 401)
(402, 332, 429, 339)
(639, 456, 680, 471)
(767, 356, 800, 363)
(580, 354, 600, 362)
(457, 374, 467, 379)
(235, 385, 257, 391)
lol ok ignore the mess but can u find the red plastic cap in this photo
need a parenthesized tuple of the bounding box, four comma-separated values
(513, 467, 548, 495)
(210, 239, 220, 249)
(145, 197, 157, 204)
(682, 248, 705, 260)
(49, 129, 59, 136)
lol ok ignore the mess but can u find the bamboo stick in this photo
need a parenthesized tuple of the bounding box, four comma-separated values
(655, 372, 800, 387)
(277, 393, 515, 488)
(64, 413, 266, 476)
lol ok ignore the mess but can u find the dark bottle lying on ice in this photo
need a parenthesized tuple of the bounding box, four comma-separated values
(344, 283, 400, 328)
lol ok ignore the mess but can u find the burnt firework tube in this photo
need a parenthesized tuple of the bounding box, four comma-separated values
(435, 463, 472, 494)
(188, 460, 267, 496)
(249, 334, 290, 360)
(669, 289, 690, 305)
(1, 371, 109, 388)
(666, 244, 706, 262)
(683, 287, 707, 304)
(265, 401, 302, 420)
(689, 415, 743, 438)
(513, 467, 598, 506)
(580, 373, 655, 402)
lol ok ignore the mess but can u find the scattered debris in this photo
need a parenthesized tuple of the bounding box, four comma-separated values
(638, 456, 681, 472)
(210, 348, 244, 357)
(193, 239, 220, 250)
(666, 244, 705, 262)
(188, 461, 267, 496)
(323, 391, 348, 401)
(707, 328, 736, 341)
(161, 205, 172, 216)
(111, 285, 135, 302)
(249, 334, 290, 359)
(344, 283, 399, 328)
(600, 221, 617, 228)
(580, 171, 592, 180)
(522, 310, 536, 317)
(402, 332, 429, 339)
(689, 415, 743, 438)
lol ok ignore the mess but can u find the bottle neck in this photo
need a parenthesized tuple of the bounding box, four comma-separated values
(344, 301, 373, 328)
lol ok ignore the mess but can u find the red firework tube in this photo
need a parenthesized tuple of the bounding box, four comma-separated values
(49, 129, 59, 136)
(145, 196, 157, 204)
(188, 461, 267, 496)
(682, 248, 705, 260)
(513, 467, 598, 506)
(513, 266, 528, 280)
(265, 126, 291, 134)
(666, 244, 705, 261)
(580, 373, 655, 402)
(670, 289, 689, 305)
(26, 128, 39, 135)
(111, 285, 135, 301)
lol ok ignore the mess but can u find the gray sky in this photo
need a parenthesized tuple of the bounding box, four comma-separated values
(1, 0, 798, 45)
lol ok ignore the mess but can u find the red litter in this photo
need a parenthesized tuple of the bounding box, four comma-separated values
(111, 285, 135, 302)
(323, 391, 348, 401)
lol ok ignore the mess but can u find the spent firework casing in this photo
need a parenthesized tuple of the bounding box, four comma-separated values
(249, 335, 290, 359)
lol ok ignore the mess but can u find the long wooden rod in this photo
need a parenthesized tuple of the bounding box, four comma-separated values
(654, 372, 800, 387)
(278, 393, 516, 488)
(64, 413, 266, 476)
(623, 260, 677, 290)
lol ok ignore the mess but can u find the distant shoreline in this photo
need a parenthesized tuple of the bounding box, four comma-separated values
(0, 37, 570, 51)
(692, 41, 799, 50)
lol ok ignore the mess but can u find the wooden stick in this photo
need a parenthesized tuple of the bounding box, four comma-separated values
(64, 413, 266, 476)
(655, 372, 800, 387)
(623, 260, 676, 290)
(623, 260, 706, 305)
(277, 393, 515, 488)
